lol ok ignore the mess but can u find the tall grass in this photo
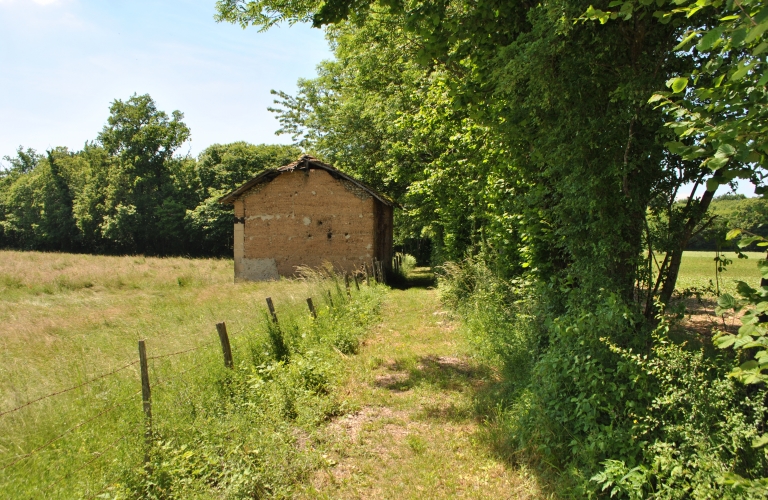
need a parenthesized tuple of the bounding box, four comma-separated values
(439, 256, 768, 498)
(0, 252, 385, 499)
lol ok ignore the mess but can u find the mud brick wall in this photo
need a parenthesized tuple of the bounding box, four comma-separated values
(232, 168, 379, 280)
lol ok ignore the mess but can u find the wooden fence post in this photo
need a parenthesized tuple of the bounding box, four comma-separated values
(327, 290, 334, 308)
(266, 297, 278, 323)
(345, 274, 351, 298)
(354, 274, 360, 291)
(379, 261, 386, 284)
(306, 297, 317, 319)
(138, 340, 152, 441)
(216, 322, 234, 369)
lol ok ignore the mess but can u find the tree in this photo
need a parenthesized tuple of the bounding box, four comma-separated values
(185, 142, 300, 255)
(94, 94, 191, 254)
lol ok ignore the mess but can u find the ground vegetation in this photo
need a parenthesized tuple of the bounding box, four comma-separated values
(215, 0, 768, 495)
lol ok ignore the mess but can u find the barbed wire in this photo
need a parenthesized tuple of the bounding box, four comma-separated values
(1, 333, 230, 419)
(152, 355, 215, 389)
(0, 360, 140, 419)
(0, 389, 141, 471)
(146, 338, 218, 361)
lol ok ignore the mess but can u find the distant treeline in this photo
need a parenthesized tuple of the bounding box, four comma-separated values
(686, 194, 768, 251)
(0, 94, 300, 256)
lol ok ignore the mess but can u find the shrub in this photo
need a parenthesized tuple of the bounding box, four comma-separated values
(440, 258, 768, 498)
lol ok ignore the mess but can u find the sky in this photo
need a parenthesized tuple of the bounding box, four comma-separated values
(0, 0, 331, 159)
(0, 0, 757, 197)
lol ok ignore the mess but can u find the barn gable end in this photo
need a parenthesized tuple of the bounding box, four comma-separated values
(220, 155, 394, 281)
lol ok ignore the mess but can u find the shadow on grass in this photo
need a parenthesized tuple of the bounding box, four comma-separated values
(374, 352, 564, 497)
(387, 267, 437, 290)
(375, 354, 493, 394)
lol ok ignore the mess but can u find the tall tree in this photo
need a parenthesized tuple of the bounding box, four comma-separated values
(95, 93, 191, 254)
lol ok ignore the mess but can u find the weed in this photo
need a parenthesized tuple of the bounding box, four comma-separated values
(407, 434, 427, 454)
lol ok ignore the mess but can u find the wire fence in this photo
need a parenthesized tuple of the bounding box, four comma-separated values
(0, 263, 385, 498)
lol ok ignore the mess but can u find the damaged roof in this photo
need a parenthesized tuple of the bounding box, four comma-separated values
(218, 155, 396, 207)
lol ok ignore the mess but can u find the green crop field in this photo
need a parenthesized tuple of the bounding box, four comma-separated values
(676, 250, 766, 296)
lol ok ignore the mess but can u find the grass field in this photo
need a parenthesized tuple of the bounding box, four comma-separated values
(0, 249, 761, 498)
(675, 250, 766, 296)
(0, 250, 385, 498)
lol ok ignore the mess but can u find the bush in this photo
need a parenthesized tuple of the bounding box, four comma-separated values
(440, 259, 768, 498)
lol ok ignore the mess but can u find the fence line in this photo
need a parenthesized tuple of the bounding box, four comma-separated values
(146, 339, 218, 362)
(1, 334, 234, 420)
(2, 281, 374, 494)
(0, 389, 141, 472)
(152, 356, 214, 390)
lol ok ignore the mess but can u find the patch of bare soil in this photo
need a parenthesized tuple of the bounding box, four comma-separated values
(674, 296, 742, 337)
(324, 406, 408, 444)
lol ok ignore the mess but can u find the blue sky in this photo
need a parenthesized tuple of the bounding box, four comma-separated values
(0, 0, 330, 158)
(0, 0, 757, 197)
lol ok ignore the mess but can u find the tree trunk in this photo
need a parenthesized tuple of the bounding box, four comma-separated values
(657, 186, 717, 308)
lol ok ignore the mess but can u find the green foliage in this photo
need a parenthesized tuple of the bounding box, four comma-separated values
(442, 260, 768, 497)
(111, 274, 385, 499)
(584, 0, 768, 196)
(687, 196, 768, 250)
(0, 97, 299, 256)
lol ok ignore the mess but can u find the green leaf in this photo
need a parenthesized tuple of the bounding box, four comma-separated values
(697, 28, 722, 51)
(739, 236, 762, 249)
(732, 62, 752, 81)
(753, 41, 768, 55)
(759, 259, 768, 278)
(718, 293, 736, 309)
(735, 335, 756, 348)
(745, 20, 768, 44)
(731, 27, 748, 47)
(715, 334, 737, 348)
(648, 93, 666, 103)
(708, 156, 730, 170)
(752, 434, 768, 448)
(665, 141, 687, 154)
(740, 360, 759, 370)
(674, 31, 698, 50)
(715, 143, 736, 157)
(726, 228, 743, 240)
(706, 177, 722, 191)
(737, 280, 757, 296)
(667, 77, 688, 93)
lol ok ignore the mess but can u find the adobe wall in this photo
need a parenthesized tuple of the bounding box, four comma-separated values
(234, 168, 378, 280)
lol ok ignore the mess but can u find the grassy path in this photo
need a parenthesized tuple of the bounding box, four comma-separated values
(300, 275, 542, 499)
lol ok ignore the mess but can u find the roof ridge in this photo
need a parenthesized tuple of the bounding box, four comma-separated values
(218, 155, 396, 207)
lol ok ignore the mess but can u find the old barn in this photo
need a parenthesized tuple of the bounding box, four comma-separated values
(219, 155, 394, 281)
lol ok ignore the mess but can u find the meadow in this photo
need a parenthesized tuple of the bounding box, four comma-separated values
(0, 249, 763, 498)
(0, 250, 385, 498)
(674, 250, 766, 296)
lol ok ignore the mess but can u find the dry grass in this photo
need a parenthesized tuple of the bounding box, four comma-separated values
(0, 250, 316, 410)
(0, 250, 386, 499)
